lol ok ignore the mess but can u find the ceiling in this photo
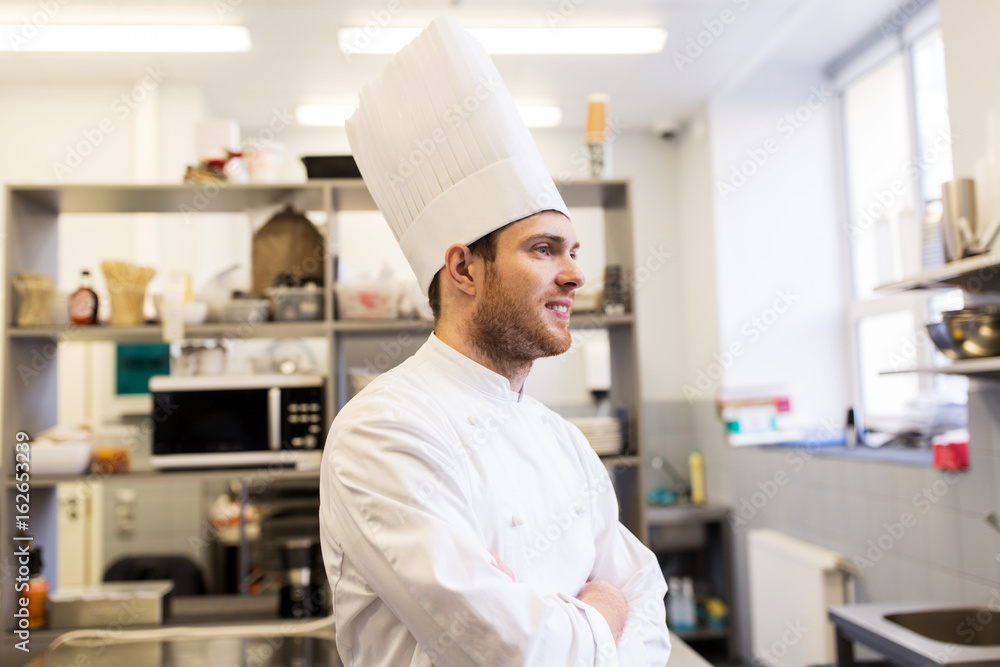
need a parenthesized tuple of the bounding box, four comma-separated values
(0, 0, 917, 133)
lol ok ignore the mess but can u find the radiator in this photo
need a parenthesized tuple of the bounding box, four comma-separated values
(747, 529, 854, 667)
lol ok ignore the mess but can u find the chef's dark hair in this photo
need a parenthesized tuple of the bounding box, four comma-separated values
(427, 228, 500, 321)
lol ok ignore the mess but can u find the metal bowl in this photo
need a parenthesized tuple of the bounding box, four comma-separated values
(927, 309, 1000, 359)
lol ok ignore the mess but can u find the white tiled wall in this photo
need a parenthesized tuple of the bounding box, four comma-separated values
(647, 380, 1000, 662)
(99, 477, 212, 584)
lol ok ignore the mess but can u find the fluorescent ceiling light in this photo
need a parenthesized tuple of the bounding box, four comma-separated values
(296, 104, 358, 127)
(517, 105, 562, 127)
(297, 103, 563, 128)
(0, 25, 251, 52)
(338, 27, 667, 55)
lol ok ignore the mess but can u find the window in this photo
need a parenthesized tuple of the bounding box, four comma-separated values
(838, 5, 967, 430)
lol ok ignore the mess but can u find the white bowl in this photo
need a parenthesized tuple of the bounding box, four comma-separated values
(30, 441, 92, 476)
(182, 301, 209, 325)
(152, 296, 209, 325)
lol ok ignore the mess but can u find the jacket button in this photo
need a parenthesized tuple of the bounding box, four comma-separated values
(512, 513, 524, 527)
(468, 415, 478, 426)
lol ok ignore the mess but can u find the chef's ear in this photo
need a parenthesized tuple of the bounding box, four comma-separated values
(442, 243, 479, 297)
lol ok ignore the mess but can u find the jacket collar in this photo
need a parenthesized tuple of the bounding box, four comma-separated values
(421, 333, 524, 403)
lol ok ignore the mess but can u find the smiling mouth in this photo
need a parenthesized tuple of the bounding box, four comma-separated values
(545, 304, 570, 314)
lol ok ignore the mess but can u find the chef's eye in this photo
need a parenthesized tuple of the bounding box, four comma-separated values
(535, 245, 550, 256)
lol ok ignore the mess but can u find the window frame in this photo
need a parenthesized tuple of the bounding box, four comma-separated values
(834, 3, 961, 429)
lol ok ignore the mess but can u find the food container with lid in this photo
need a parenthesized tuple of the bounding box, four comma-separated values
(334, 280, 400, 320)
(266, 285, 324, 321)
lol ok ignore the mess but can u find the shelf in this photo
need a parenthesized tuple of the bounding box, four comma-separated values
(333, 319, 435, 335)
(7, 182, 331, 214)
(758, 443, 934, 466)
(331, 313, 632, 335)
(647, 504, 731, 526)
(879, 356, 1000, 380)
(7, 321, 330, 342)
(599, 454, 640, 466)
(2, 178, 650, 631)
(7, 315, 631, 342)
(874, 250, 1000, 292)
(3, 466, 322, 488)
(6, 178, 628, 216)
(672, 626, 731, 641)
(554, 179, 629, 209)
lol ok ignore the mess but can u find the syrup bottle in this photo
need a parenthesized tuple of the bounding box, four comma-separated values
(69, 269, 99, 325)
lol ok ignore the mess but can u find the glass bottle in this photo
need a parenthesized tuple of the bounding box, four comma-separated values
(69, 269, 99, 325)
(25, 545, 48, 628)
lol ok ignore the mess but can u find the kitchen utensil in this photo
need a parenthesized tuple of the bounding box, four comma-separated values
(966, 216, 1000, 256)
(926, 307, 1000, 359)
(180, 301, 208, 324)
(926, 322, 965, 360)
(101, 261, 155, 325)
(941, 178, 977, 261)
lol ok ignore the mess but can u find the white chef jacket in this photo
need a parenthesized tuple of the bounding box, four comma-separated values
(319, 333, 671, 667)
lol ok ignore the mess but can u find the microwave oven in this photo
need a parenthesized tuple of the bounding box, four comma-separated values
(149, 373, 326, 470)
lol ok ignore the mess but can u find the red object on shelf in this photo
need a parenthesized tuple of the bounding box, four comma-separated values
(933, 439, 969, 470)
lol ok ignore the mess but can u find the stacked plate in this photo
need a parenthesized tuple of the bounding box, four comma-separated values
(570, 416, 623, 456)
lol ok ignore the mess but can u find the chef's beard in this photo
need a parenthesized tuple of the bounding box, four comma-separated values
(468, 262, 572, 369)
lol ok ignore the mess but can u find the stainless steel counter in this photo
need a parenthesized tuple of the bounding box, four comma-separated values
(5, 625, 707, 667)
(830, 601, 1000, 666)
(2, 592, 709, 667)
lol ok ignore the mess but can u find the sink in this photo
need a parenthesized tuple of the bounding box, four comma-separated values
(886, 609, 1000, 647)
(830, 602, 1000, 666)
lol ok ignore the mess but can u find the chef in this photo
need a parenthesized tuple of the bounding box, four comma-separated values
(319, 16, 671, 667)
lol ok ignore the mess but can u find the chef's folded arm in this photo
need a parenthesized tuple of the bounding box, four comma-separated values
(580, 436, 673, 665)
(321, 415, 668, 667)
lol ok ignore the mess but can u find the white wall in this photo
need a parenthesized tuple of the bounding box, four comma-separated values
(707, 67, 850, 428)
(939, 0, 1000, 177)
(675, 105, 723, 403)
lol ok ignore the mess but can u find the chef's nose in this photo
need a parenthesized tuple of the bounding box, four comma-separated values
(558, 256, 586, 290)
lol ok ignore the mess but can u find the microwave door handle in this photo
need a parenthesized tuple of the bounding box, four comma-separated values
(268, 387, 281, 450)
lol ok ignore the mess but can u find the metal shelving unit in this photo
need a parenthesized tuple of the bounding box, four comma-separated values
(880, 356, 1000, 380)
(2, 179, 648, 627)
(873, 249, 1000, 293)
(875, 251, 1000, 378)
(647, 504, 736, 664)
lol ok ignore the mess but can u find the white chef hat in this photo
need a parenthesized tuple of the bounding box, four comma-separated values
(345, 16, 570, 295)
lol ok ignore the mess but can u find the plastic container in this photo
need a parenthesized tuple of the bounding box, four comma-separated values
(932, 430, 970, 470)
(222, 299, 271, 323)
(335, 281, 400, 320)
(266, 285, 324, 321)
(301, 155, 362, 179)
(25, 546, 47, 629)
(667, 576, 697, 631)
(30, 441, 93, 476)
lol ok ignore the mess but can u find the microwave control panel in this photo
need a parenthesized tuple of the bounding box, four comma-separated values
(283, 384, 326, 449)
